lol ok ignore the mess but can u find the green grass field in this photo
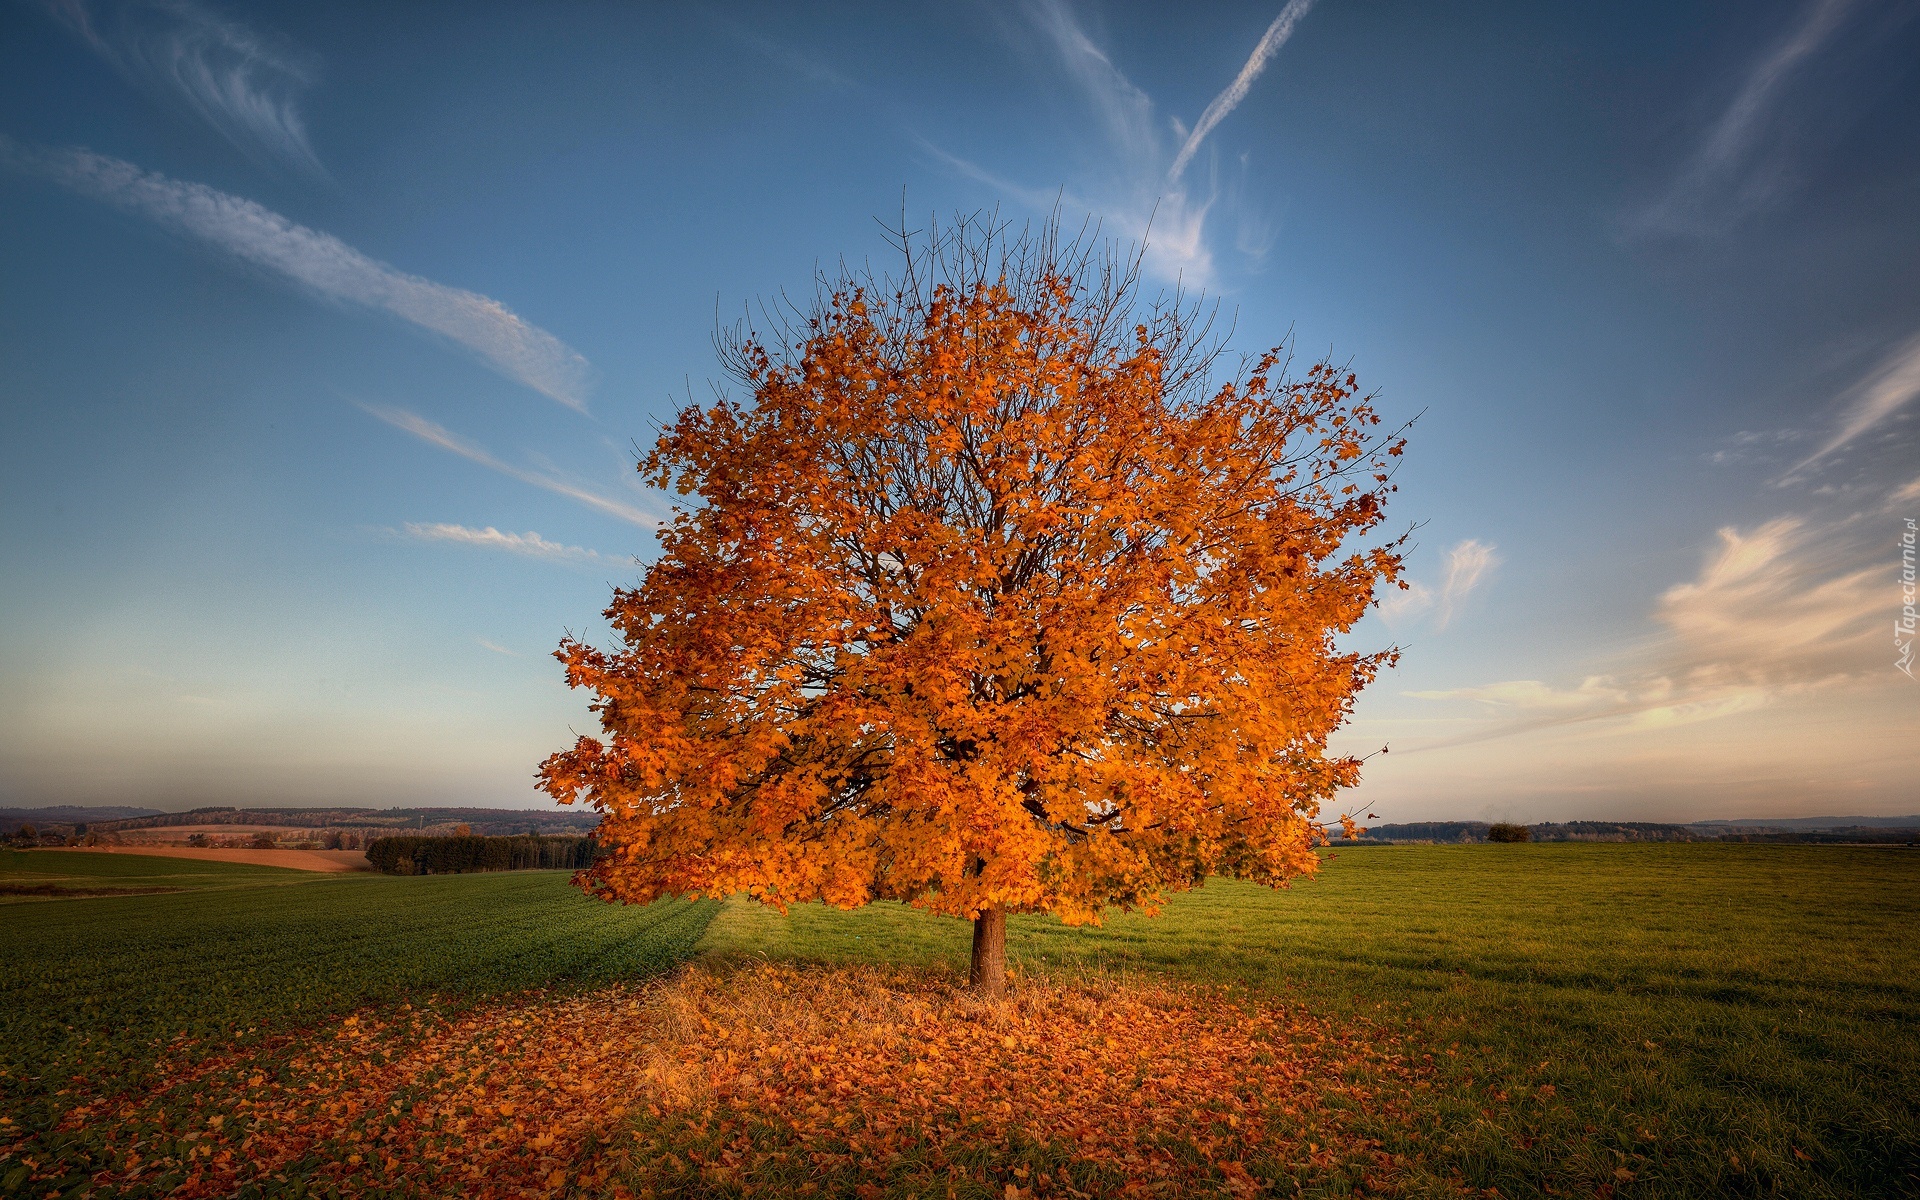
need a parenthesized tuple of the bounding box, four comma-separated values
(0, 849, 309, 902)
(700, 843, 1920, 1197)
(1, 853, 717, 1087)
(0, 851, 718, 1197)
(2, 843, 1915, 1198)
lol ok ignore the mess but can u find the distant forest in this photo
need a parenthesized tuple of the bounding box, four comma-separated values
(1355, 819, 1920, 844)
(365, 834, 598, 875)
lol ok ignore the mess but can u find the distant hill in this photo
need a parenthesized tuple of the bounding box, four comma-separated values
(0, 806, 164, 833)
(1352, 818, 1918, 846)
(1356, 821, 1698, 844)
(3, 805, 598, 837)
(1688, 816, 1920, 830)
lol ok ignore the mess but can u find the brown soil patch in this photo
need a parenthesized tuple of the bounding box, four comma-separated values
(70, 846, 370, 872)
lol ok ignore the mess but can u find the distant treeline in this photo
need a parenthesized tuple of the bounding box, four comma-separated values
(1355, 820, 1918, 845)
(365, 835, 599, 875)
(1535, 821, 1701, 842)
(1701, 828, 1920, 845)
(1358, 821, 1703, 844)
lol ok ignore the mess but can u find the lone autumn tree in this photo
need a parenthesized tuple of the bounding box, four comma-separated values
(540, 216, 1408, 995)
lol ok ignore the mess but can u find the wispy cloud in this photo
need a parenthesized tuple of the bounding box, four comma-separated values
(914, 138, 1079, 212)
(361, 405, 661, 528)
(1705, 427, 1805, 468)
(0, 140, 594, 411)
(1654, 516, 1881, 684)
(1018, 0, 1210, 282)
(720, 18, 854, 91)
(1632, 0, 1855, 236)
(931, 2, 1313, 284)
(476, 638, 520, 657)
(1787, 330, 1920, 478)
(1405, 514, 1886, 746)
(1028, 0, 1159, 171)
(400, 522, 613, 565)
(1408, 676, 1628, 714)
(39, 0, 327, 178)
(1378, 538, 1500, 629)
(1435, 539, 1499, 628)
(1167, 0, 1314, 184)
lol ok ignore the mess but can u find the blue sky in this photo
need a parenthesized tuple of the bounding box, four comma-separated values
(2, 1, 1916, 819)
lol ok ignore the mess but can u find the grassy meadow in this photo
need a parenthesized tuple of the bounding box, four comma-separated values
(0, 851, 717, 1198)
(0, 850, 311, 902)
(701, 843, 1920, 1197)
(0, 844, 1914, 1198)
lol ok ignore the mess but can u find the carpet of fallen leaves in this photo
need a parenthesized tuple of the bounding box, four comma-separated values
(9, 985, 659, 1198)
(620, 963, 1438, 1198)
(6, 965, 1454, 1199)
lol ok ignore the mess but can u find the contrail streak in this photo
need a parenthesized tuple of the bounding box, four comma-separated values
(360, 405, 660, 528)
(1168, 0, 1315, 184)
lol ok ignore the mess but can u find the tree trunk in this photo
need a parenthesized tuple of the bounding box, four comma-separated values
(970, 905, 1007, 997)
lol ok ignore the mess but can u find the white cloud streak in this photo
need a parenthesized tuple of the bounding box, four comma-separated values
(1021, 0, 1210, 282)
(1377, 538, 1499, 629)
(1634, 0, 1854, 235)
(1374, 580, 1434, 626)
(1789, 330, 1920, 476)
(933, 3, 1311, 285)
(1029, 0, 1160, 171)
(0, 139, 594, 411)
(912, 138, 1074, 214)
(1167, 0, 1314, 184)
(401, 522, 612, 565)
(1654, 516, 1881, 682)
(1405, 514, 1886, 746)
(1435, 539, 1498, 628)
(1408, 677, 1628, 713)
(361, 405, 661, 528)
(40, 0, 327, 178)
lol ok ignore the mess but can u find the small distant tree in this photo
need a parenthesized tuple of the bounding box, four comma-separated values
(541, 217, 1411, 995)
(250, 832, 277, 850)
(186, 833, 210, 847)
(1487, 822, 1531, 843)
